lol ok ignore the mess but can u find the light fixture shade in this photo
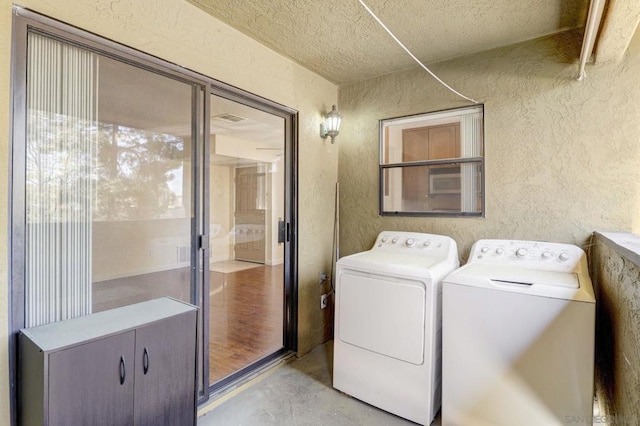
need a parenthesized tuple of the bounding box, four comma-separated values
(321, 104, 343, 143)
(325, 105, 342, 134)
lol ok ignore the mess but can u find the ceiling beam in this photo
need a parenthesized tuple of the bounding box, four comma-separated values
(595, 0, 640, 63)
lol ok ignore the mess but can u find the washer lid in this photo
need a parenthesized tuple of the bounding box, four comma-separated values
(481, 264, 579, 288)
(444, 263, 594, 302)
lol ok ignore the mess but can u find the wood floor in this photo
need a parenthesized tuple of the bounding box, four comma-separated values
(92, 268, 190, 313)
(92, 263, 285, 386)
(209, 263, 284, 384)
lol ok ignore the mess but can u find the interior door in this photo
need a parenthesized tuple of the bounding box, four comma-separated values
(234, 166, 266, 263)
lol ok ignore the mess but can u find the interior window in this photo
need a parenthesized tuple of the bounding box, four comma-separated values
(380, 105, 484, 216)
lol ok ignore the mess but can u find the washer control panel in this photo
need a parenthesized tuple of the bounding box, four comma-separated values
(469, 239, 585, 272)
(374, 231, 456, 258)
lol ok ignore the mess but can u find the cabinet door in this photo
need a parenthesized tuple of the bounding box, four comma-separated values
(428, 124, 460, 159)
(402, 128, 430, 201)
(48, 331, 135, 426)
(134, 311, 197, 426)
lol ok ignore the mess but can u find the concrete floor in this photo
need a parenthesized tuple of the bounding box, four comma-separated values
(198, 341, 441, 426)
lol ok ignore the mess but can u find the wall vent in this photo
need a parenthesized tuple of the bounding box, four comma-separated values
(213, 113, 245, 123)
(177, 246, 190, 264)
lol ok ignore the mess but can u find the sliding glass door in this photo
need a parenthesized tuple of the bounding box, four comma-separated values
(207, 94, 286, 386)
(11, 10, 297, 418)
(12, 15, 210, 406)
(23, 32, 198, 324)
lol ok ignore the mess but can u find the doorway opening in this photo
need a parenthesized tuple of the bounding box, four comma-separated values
(207, 94, 291, 386)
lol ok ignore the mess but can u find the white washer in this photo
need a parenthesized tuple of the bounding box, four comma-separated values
(333, 231, 459, 425)
(442, 239, 595, 426)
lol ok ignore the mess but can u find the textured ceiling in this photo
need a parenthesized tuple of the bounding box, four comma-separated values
(188, 0, 589, 85)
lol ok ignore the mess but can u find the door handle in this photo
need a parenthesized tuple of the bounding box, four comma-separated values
(143, 347, 149, 375)
(119, 356, 126, 385)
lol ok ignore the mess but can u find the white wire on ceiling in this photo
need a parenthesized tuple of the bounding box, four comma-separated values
(357, 0, 480, 104)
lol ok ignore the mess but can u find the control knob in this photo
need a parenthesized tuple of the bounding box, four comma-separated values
(559, 253, 570, 262)
(542, 251, 553, 259)
(423, 240, 431, 247)
(406, 238, 415, 247)
(392, 237, 399, 244)
(516, 248, 528, 258)
(496, 248, 504, 255)
(481, 246, 490, 253)
(381, 237, 388, 243)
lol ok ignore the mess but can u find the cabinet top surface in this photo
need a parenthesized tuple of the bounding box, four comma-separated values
(21, 297, 197, 352)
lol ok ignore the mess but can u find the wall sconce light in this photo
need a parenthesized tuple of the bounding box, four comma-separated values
(320, 104, 343, 144)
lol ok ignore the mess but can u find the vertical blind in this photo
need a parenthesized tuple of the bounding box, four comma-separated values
(25, 33, 97, 327)
(460, 108, 483, 213)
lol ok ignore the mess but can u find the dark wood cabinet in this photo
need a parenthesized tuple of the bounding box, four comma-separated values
(19, 297, 197, 426)
(133, 312, 196, 426)
(48, 331, 136, 425)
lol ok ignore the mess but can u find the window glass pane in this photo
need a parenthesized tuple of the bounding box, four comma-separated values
(381, 106, 483, 164)
(382, 162, 482, 215)
(380, 106, 484, 216)
(25, 32, 195, 326)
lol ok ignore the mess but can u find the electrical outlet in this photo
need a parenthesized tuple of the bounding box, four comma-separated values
(319, 272, 329, 285)
(320, 294, 328, 309)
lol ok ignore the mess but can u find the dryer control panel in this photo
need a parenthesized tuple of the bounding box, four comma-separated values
(469, 239, 587, 273)
(373, 231, 456, 259)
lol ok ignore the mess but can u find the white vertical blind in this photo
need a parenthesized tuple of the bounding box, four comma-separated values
(460, 108, 483, 213)
(25, 33, 97, 327)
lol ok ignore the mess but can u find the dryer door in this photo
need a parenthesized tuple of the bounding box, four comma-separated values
(337, 272, 427, 365)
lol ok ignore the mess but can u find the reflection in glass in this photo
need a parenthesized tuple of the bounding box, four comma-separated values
(382, 163, 482, 214)
(91, 56, 194, 313)
(380, 105, 484, 216)
(208, 95, 285, 385)
(24, 32, 195, 326)
(94, 124, 186, 221)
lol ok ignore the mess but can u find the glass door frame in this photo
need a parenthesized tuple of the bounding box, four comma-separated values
(204, 83, 298, 394)
(9, 7, 298, 424)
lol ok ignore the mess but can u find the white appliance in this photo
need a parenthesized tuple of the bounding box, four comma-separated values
(442, 239, 595, 426)
(429, 167, 461, 195)
(333, 231, 459, 425)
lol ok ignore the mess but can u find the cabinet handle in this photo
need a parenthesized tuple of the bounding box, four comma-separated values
(119, 356, 126, 385)
(143, 347, 149, 375)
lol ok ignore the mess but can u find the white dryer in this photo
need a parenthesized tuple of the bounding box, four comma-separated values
(442, 239, 595, 426)
(333, 231, 459, 425)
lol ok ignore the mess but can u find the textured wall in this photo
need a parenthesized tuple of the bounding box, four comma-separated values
(591, 233, 640, 424)
(0, 1, 338, 422)
(338, 28, 640, 260)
